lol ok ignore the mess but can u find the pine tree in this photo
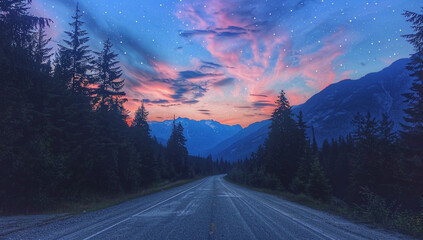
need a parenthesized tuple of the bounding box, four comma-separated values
(93, 38, 125, 110)
(311, 126, 318, 155)
(130, 103, 156, 185)
(156, 142, 167, 179)
(0, 0, 51, 51)
(1, 0, 51, 88)
(32, 25, 52, 73)
(349, 112, 379, 201)
(307, 160, 332, 202)
(290, 111, 312, 193)
(265, 90, 300, 187)
(297, 111, 307, 142)
(53, 50, 72, 85)
(176, 122, 188, 174)
(165, 118, 188, 177)
(58, 2, 93, 94)
(296, 111, 309, 154)
(402, 8, 423, 159)
(132, 102, 150, 131)
(375, 114, 405, 200)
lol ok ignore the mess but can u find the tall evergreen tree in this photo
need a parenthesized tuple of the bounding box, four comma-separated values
(176, 122, 188, 175)
(53, 49, 72, 85)
(32, 25, 52, 73)
(93, 38, 125, 110)
(132, 102, 149, 130)
(129, 103, 156, 185)
(165, 118, 188, 177)
(265, 90, 300, 187)
(58, 2, 93, 94)
(0, 0, 51, 51)
(402, 8, 423, 159)
(311, 126, 318, 155)
(290, 111, 312, 193)
(349, 112, 378, 201)
(296, 111, 309, 152)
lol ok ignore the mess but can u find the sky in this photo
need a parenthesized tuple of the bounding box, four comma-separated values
(30, 0, 420, 127)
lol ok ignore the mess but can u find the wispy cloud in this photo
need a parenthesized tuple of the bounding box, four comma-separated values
(214, 78, 235, 87)
(176, 0, 352, 115)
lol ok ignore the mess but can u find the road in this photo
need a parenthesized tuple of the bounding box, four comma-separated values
(1, 175, 411, 240)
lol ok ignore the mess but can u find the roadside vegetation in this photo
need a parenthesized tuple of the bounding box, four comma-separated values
(226, 176, 423, 238)
(45, 177, 203, 215)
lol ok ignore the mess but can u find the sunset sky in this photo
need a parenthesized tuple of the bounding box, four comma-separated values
(30, 0, 418, 127)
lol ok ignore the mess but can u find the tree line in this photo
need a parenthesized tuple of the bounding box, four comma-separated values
(227, 7, 423, 233)
(0, 1, 226, 214)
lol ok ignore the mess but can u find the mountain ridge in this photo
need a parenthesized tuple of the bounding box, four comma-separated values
(205, 58, 413, 161)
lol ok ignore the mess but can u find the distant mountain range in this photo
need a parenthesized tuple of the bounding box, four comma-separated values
(150, 58, 413, 162)
(149, 118, 242, 155)
(203, 119, 271, 161)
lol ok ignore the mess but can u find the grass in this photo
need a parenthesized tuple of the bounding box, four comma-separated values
(35, 177, 203, 216)
(223, 176, 422, 239)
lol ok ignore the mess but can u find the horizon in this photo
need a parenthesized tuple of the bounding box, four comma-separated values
(30, 0, 417, 127)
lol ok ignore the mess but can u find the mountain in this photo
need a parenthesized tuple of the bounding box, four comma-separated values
(149, 117, 242, 155)
(296, 58, 412, 144)
(203, 119, 271, 161)
(210, 58, 413, 162)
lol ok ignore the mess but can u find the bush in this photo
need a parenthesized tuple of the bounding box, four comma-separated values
(290, 176, 307, 194)
(307, 160, 332, 202)
(262, 173, 283, 191)
(393, 211, 423, 236)
(358, 187, 394, 225)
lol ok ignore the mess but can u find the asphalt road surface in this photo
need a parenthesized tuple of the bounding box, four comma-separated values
(1, 175, 412, 240)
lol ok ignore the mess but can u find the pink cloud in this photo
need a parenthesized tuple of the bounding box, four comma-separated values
(298, 29, 347, 91)
(177, 0, 350, 116)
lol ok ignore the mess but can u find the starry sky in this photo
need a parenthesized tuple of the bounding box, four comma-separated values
(30, 0, 419, 127)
